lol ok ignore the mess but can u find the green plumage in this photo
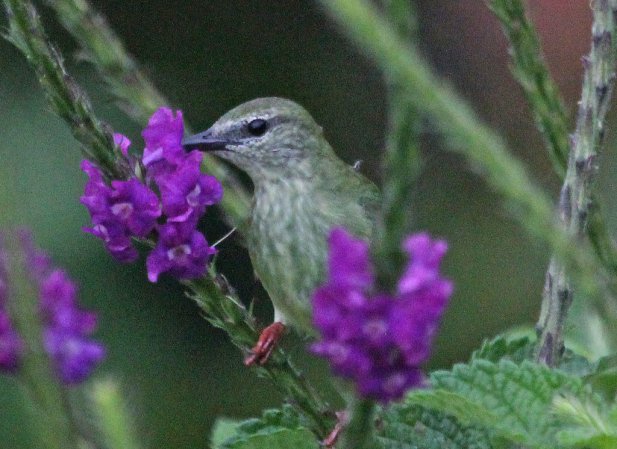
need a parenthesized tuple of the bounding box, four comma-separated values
(197, 98, 380, 333)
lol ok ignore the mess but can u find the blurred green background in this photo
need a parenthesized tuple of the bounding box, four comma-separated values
(1, 1, 615, 448)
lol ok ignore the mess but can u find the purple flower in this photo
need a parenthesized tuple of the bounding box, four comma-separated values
(311, 227, 452, 403)
(44, 327, 105, 385)
(84, 221, 139, 263)
(146, 222, 216, 282)
(0, 231, 105, 384)
(156, 150, 223, 223)
(113, 133, 131, 157)
(81, 160, 161, 261)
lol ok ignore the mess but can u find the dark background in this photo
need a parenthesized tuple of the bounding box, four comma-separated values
(1, 1, 614, 448)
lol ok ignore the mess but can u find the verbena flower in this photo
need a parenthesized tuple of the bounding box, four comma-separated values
(311, 228, 453, 403)
(146, 221, 216, 282)
(81, 107, 222, 281)
(0, 231, 105, 384)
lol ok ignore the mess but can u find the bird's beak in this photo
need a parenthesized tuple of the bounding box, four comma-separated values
(182, 129, 231, 152)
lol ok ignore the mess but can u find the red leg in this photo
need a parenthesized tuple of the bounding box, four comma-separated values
(244, 322, 286, 366)
(322, 411, 349, 448)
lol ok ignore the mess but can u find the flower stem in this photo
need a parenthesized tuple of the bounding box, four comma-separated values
(41, 0, 251, 226)
(536, 0, 617, 366)
(2, 0, 122, 181)
(4, 232, 80, 449)
(90, 379, 142, 449)
(318, 0, 606, 306)
(487, 0, 570, 177)
(341, 399, 376, 449)
(186, 274, 334, 438)
(374, 0, 422, 291)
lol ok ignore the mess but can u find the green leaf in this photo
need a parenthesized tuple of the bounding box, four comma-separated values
(471, 335, 534, 363)
(211, 419, 242, 448)
(428, 359, 590, 448)
(376, 402, 497, 449)
(214, 405, 320, 449)
(554, 395, 617, 449)
(586, 354, 617, 399)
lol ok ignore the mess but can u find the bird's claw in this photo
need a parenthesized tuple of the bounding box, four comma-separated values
(244, 322, 286, 366)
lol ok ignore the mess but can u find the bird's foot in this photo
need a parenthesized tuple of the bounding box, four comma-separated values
(322, 411, 349, 448)
(244, 322, 286, 366)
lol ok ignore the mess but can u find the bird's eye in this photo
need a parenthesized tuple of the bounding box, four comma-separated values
(247, 118, 268, 136)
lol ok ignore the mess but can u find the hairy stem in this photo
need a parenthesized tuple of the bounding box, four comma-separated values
(536, 0, 617, 366)
(374, 0, 422, 290)
(318, 0, 606, 304)
(341, 399, 376, 449)
(3, 0, 122, 181)
(42, 0, 251, 226)
(488, 0, 570, 177)
(187, 274, 334, 438)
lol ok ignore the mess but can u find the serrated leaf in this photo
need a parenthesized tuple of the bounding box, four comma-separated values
(219, 428, 319, 449)
(553, 395, 617, 449)
(376, 402, 497, 449)
(471, 335, 534, 363)
(429, 359, 589, 448)
(406, 390, 497, 428)
(214, 405, 320, 449)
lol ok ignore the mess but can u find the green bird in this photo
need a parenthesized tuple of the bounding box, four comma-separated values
(183, 98, 380, 364)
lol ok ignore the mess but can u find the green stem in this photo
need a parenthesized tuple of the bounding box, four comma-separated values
(186, 274, 334, 438)
(4, 232, 81, 449)
(487, 0, 570, 177)
(3, 0, 123, 181)
(341, 399, 375, 449)
(536, 0, 617, 366)
(42, 0, 251, 226)
(90, 379, 142, 449)
(374, 0, 422, 290)
(318, 0, 606, 304)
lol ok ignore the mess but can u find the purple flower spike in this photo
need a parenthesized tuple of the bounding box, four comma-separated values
(311, 228, 452, 403)
(0, 231, 105, 383)
(146, 222, 216, 282)
(81, 107, 223, 282)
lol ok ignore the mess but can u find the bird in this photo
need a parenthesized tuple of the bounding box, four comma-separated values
(182, 97, 380, 365)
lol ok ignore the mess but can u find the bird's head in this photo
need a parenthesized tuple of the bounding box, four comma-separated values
(182, 98, 329, 181)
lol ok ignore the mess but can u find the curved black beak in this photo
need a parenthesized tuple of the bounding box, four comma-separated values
(182, 129, 230, 152)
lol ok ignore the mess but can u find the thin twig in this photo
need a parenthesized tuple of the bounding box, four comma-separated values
(536, 0, 617, 366)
